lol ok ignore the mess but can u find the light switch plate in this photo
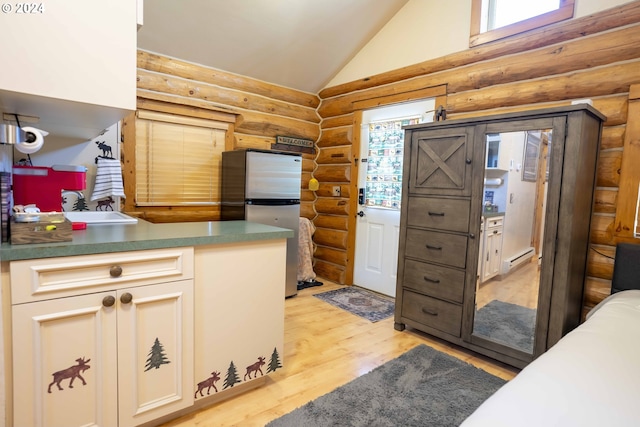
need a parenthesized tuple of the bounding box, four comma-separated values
(332, 186, 341, 197)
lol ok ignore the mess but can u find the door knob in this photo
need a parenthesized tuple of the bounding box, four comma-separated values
(120, 292, 133, 304)
(356, 211, 365, 217)
(102, 295, 115, 307)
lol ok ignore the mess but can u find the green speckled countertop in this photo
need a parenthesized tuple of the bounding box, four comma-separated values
(483, 211, 505, 218)
(0, 220, 293, 261)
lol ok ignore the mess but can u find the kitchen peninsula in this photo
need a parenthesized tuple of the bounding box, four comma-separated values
(0, 219, 291, 427)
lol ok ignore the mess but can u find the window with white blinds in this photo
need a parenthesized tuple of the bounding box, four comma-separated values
(135, 111, 228, 206)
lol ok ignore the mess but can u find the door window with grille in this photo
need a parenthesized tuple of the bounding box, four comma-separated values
(365, 117, 420, 210)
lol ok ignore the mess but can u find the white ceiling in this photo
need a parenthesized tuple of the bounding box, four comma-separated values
(137, 0, 409, 94)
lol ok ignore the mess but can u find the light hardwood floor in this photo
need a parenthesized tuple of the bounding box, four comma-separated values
(161, 281, 518, 427)
(476, 258, 541, 309)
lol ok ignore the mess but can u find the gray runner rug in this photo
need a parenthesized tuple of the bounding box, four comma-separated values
(473, 300, 536, 354)
(265, 344, 506, 427)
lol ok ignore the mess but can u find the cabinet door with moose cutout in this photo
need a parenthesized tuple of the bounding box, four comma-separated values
(12, 291, 118, 427)
(12, 278, 194, 427)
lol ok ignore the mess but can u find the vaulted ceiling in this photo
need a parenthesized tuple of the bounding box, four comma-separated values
(136, 0, 409, 94)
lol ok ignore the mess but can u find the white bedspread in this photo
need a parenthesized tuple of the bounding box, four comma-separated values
(461, 290, 640, 427)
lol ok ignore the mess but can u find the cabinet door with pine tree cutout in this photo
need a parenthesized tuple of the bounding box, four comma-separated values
(117, 279, 194, 427)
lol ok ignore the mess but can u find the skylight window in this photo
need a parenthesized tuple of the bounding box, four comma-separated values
(484, 0, 560, 32)
(470, 0, 574, 47)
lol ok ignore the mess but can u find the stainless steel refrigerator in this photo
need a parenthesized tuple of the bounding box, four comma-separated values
(221, 149, 302, 297)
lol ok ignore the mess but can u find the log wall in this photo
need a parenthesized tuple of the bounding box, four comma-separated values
(126, 5, 640, 312)
(315, 2, 640, 311)
(125, 51, 321, 222)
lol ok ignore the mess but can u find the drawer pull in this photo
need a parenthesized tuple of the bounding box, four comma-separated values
(423, 276, 440, 284)
(120, 292, 133, 304)
(426, 244, 442, 250)
(421, 308, 438, 316)
(110, 265, 123, 278)
(427, 211, 445, 217)
(102, 295, 115, 307)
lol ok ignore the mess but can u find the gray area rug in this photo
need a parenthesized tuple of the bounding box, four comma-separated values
(473, 300, 535, 353)
(266, 344, 505, 427)
(313, 286, 394, 322)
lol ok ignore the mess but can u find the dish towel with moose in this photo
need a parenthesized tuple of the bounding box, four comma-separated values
(91, 158, 126, 201)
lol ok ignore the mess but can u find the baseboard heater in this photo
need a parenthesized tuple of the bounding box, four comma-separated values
(501, 247, 535, 274)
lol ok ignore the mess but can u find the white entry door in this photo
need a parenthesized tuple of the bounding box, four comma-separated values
(354, 100, 434, 297)
(354, 203, 401, 297)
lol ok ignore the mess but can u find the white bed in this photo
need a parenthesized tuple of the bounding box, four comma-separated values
(461, 290, 640, 427)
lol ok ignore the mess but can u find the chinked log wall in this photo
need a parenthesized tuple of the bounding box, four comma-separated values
(128, 51, 321, 222)
(315, 2, 640, 314)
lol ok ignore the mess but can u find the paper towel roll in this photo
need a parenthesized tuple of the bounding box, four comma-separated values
(16, 126, 48, 154)
(484, 178, 503, 186)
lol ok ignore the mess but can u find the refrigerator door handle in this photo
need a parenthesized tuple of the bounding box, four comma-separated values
(246, 199, 300, 206)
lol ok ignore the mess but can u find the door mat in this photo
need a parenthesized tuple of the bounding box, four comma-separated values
(266, 344, 506, 427)
(313, 286, 395, 322)
(297, 279, 324, 291)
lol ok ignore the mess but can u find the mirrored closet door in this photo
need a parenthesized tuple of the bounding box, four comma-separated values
(472, 126, 553, 357)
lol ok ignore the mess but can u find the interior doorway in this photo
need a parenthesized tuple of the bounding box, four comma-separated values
(353, 99, 435, 297)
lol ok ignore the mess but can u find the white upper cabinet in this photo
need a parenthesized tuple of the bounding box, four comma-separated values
(138, 0, 144, 30)
(485, 134, 509, 171)
(0, 0, 138, 140)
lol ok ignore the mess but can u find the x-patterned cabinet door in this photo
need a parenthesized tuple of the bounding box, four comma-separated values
(408, 126, 475, 197)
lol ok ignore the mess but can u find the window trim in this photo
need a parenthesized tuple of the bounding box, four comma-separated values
(136, 110, 230, 131)
(469, 0, 575, 47)
(615, 84, 640, 242)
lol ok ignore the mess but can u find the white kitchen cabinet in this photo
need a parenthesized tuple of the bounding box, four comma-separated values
(12, 291, 118, 427)
(10, 248, 194, 427)
(117, 280, 193, 427)
(0, 0, 137, 139)
(193, 239, 286, 404)
(481, 216, 504, 282)
(477, 217, 484, 280)
(2, 230, 289, 426)
(485, 134, 509, 171)
(138, 0, 144, 30)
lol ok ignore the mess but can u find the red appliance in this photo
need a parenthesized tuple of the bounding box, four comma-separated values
(12, 165, 87, 212)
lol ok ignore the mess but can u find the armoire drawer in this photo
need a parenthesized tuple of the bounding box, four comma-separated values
(407, 197, 470, 232)
(405, 228, 467, 268)
(401, 290, 462, 337)
(402, 259, 465, 303)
